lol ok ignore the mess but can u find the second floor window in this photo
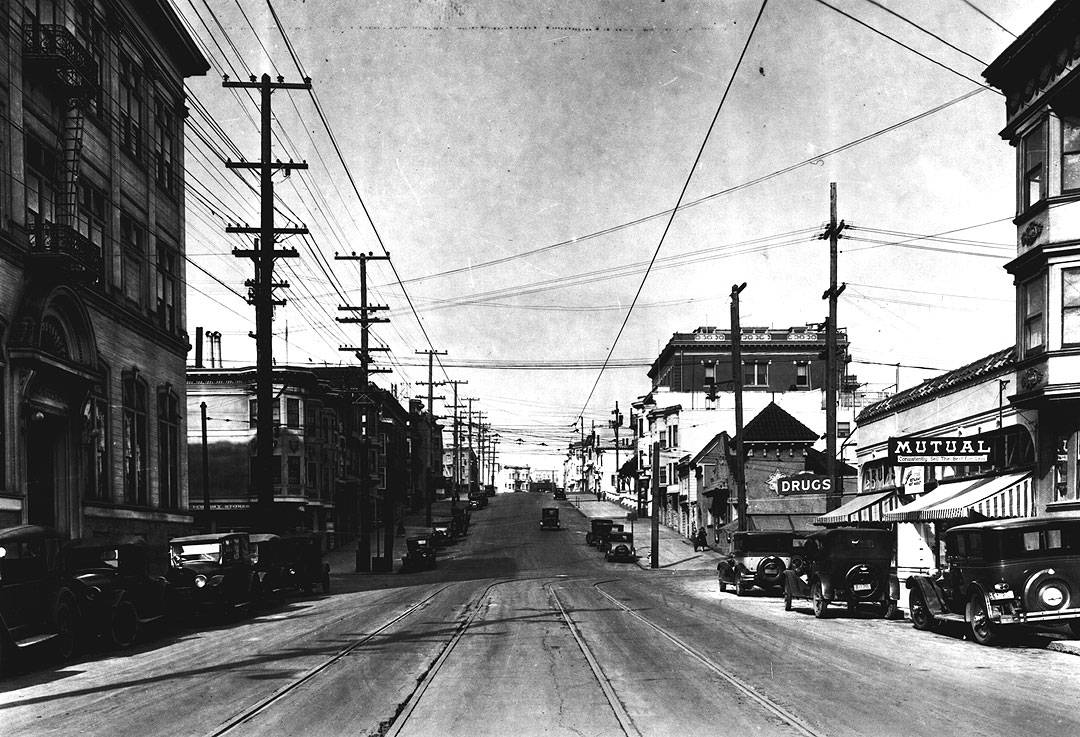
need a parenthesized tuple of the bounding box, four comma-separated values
(154, 95, 176, 194)
(286, 398, 300, 428)
(796, 362, 810, 387)
(25, 136, 56, 227)
(1064, 268, 1080, 345)
(1063, 117, 1080, 193)
(1022, 275, 1045, 353)
(120, 214, 145, 305)
(77, 183, 107, 248)
(155, 240, 178, 332)
(157, 389, 179, 508)
(122, 372, 148, 505)
(744, 361, 769, 386)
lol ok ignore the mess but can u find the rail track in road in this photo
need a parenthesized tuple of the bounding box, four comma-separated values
(203, 585, 453, 737)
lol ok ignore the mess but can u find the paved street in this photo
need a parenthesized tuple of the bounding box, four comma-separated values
(2, 492, 1078, 737)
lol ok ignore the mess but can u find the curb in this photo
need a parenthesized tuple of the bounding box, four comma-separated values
(1048, 640, 1080, 657)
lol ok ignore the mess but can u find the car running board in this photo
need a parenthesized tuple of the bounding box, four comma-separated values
(932, 612, 967, 623)
(13, 632, 57, 648)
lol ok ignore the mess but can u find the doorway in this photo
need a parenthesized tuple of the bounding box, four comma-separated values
(27, 411, 64, 528)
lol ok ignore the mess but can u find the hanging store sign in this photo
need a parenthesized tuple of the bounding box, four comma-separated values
(777, 475, 833, 494)
(888, 437, 996, 465)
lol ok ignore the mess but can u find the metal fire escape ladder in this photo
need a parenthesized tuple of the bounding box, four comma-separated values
(56, 99, 85, 228)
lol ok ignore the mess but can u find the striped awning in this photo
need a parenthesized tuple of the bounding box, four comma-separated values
(814, 489, 901, 526)
(921, 472, 1033, 521)
(882, 476, 988, 523)
(884, 472, 1032, 523)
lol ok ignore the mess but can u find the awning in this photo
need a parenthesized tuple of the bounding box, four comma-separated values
(882, 473, 1031, 523)
(814, 489, 901, 526)
(919, 471, 1033, 521)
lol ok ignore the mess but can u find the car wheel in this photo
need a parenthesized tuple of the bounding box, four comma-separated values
(784, 591, 793, 611)
(968, 594, 997, 646)
(735, 581, 748, 597)
(53, 601, 77, 661)
(110, 601, 139, 648)
(882, 598, 898, 620)
(717, 578, 726, 593)
(910, 591, 935, 631)
(811, 581, 828, 619)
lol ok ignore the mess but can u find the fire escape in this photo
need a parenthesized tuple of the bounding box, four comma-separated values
(22, 22, 100, 281)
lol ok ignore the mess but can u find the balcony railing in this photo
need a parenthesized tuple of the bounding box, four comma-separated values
(23, 24, 99, 94)
(28, 221, 102, 279)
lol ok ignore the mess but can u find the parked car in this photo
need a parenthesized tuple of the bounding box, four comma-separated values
(906, 514, 1080, 645)
(586, 519, 613, 547)
(468, 491, 488, 510)
(250, 533, 288, 598)
(553, 489, 567, 501)
(597, 523, 625, 553)
(451, 507, 471, 537)
(717, 531, 795, 596)
(167, 532, 255, 620)
(0, 525, 77, 670)
(605, 531, 637, 562)
(62, 536, 168, 649)
(540, 507, 561, 530)
(431, 522, 452, 547)
(401, 536, 437, 572)
(782, 527, 895, 618)
(280, 532, 331, 594)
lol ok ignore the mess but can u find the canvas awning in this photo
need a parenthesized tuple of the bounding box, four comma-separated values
(814, 489, 901, 526)
(883, 472, 1032, 522)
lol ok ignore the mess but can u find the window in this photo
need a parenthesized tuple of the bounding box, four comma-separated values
(1063, 117, 1080, 193)
(287, 456, 301, 486)
(837, 421, 851, 438)
(744, 361, 769, 386)
(25, 137, 56, 227)
(1022, 120, 1047, 209)
(77, 183, 107, 250)
(248, 398, 280, 427)
(1064, 268, 1080, 345)
(156, 240, 178, 332)
(307, 461, 317, 490)
(157, 388, 179, 508)
(1022, 276, 1045, 353)
(118, 53, 143, 160)
(669, 425, 678, 448)
(659, 465, 668, 485)
(122, 372, 148, 505)
(795, 362, 810, 387)
(286, 398, 300, 428)
(153, 95, 176, 194)
(72, 1, 104, 116)
(120, 214, 146, 305)
(83, 385, 108, 500)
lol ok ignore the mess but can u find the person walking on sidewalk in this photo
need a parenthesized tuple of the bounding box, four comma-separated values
(694, 527, 708, 552)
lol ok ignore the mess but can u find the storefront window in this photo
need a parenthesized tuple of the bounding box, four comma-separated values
(1022, 119, 1047, 209)
(1022, 276, 1045, 353)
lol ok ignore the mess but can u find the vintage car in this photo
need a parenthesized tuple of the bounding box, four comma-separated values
(450, 507, 471, 537)
(62, 536, 168, 648)
(167, 532, 255, 620)
(467, 491, 488, 510)
(280, 533, 331, 594)
(585, 519, 614, 547)
(782, 527, 896, 618)
(605, 531, 637, 562)
(540, 507, 561, 530)
(717, 531, 795, 596)
(250, 534, 288, 597)
(553, 488, 567, 501)
(401, 536, 437, 572)
(431, 522, 453, 547)
(0, 525, 77, 669)
(906, 515, 1080, 645)
(597, 523, 625, 553)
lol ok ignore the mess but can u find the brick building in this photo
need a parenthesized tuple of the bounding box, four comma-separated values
(0, 1, 207, 545)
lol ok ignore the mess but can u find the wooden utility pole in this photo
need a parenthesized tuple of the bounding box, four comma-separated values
(611, 402, 623, 502)
(445, 380, 468, 507)
(731, 282, 748, 532)
(223, 73, 311, 532)
(335, 251, 391, 572)
(819, 183, 846, 512)
(465, 397, 478, 495)
(416, 349, 447, 526)
(651, 441, 660, 569)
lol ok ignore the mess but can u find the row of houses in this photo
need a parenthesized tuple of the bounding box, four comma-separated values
(567, 1, 1080, 584)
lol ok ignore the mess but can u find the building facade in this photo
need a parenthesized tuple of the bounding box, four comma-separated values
(0, 1, 207, 545)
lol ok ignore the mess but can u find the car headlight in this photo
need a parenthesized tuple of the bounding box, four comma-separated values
(85, 585, 102, 601)
(1039, 584, 1066, 608)
(194, 575, 208, 588)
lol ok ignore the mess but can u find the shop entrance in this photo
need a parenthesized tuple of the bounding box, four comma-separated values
(26, 411, 66, 529)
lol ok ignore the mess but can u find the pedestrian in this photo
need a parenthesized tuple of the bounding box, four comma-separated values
(695, 527, 708, 552)
(691, 525, 699, 552)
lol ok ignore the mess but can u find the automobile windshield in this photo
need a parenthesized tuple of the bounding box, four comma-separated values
(172, 542, 221, 563)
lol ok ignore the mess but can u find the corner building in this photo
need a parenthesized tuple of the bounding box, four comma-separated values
(0, 1, 208, 545)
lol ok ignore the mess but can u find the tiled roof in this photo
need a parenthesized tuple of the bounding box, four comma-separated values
(857, 347, 1015, 424)
(739, 402, 818, 443)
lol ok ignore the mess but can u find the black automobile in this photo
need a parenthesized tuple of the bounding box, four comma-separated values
(451, 507, 471, 537)
(540, 507, 561, 530)
(250, 533, 289, 598)
(605, 531, 637, 563)
(585, 519, 613, 547)
(468, 491, 488, 510)
(431, 522, 452, 547)
(279, 533, 331, 594)
(0, 525, 77, 670)
(167, 532, 255, 620)
(717, 531, 795, 596)
(553, 489, 567, 501)
(782, 527, 895, 618)
(401, 536, 437, 572)
(63, 536, 168, 649)
(906, 514, 1080, 645)
(597, 523, 625, 553)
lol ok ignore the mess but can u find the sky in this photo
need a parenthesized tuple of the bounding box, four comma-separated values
(173, 0, 1052, 472)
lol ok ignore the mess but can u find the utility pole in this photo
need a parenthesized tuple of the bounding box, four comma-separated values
(416, 349, 447, 526)
(819, 182, 847, 512)
(651, 441, 660, 569)
(611, 402, 623, 503)
(445, 380, 468, 507)
(465, 397, 478, 495)
(578, 416, 586, 497)
(200, 402, 212, 532)
(475, 414, 487, 491)
(224, 73, 311, 533)
(489, 433, 499, 489)
(731, 282, 748, 533)
(335, 251, 391, 572)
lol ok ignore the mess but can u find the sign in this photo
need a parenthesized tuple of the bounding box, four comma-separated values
(187, 501, 252, 511)
(888, 437, 995, 465)
(777, 475, 833, 494)
(902, 467, 924, 496)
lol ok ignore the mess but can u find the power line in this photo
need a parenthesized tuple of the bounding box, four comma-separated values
(856, 0, 989, 65)
(956, 0, 1017, 38)
(578, 0, 771, 417)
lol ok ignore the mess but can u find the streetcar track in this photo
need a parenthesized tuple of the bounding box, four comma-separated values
(592, 581, 826, 737)
(204, 585, 451, 737)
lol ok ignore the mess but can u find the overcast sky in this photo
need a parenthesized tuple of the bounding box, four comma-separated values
(175, 0, 1051, 470)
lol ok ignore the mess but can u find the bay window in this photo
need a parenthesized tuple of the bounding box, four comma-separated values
(1022, 119, 1047, 209)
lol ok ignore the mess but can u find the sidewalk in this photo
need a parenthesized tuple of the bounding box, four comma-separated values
(566, 493, 724, 573)
(325, 498, 461, 575)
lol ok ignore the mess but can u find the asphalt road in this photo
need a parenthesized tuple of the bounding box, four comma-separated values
(2, 493, 1078, 736)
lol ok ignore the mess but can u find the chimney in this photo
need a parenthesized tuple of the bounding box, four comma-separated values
(195, 326, 204, 368)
